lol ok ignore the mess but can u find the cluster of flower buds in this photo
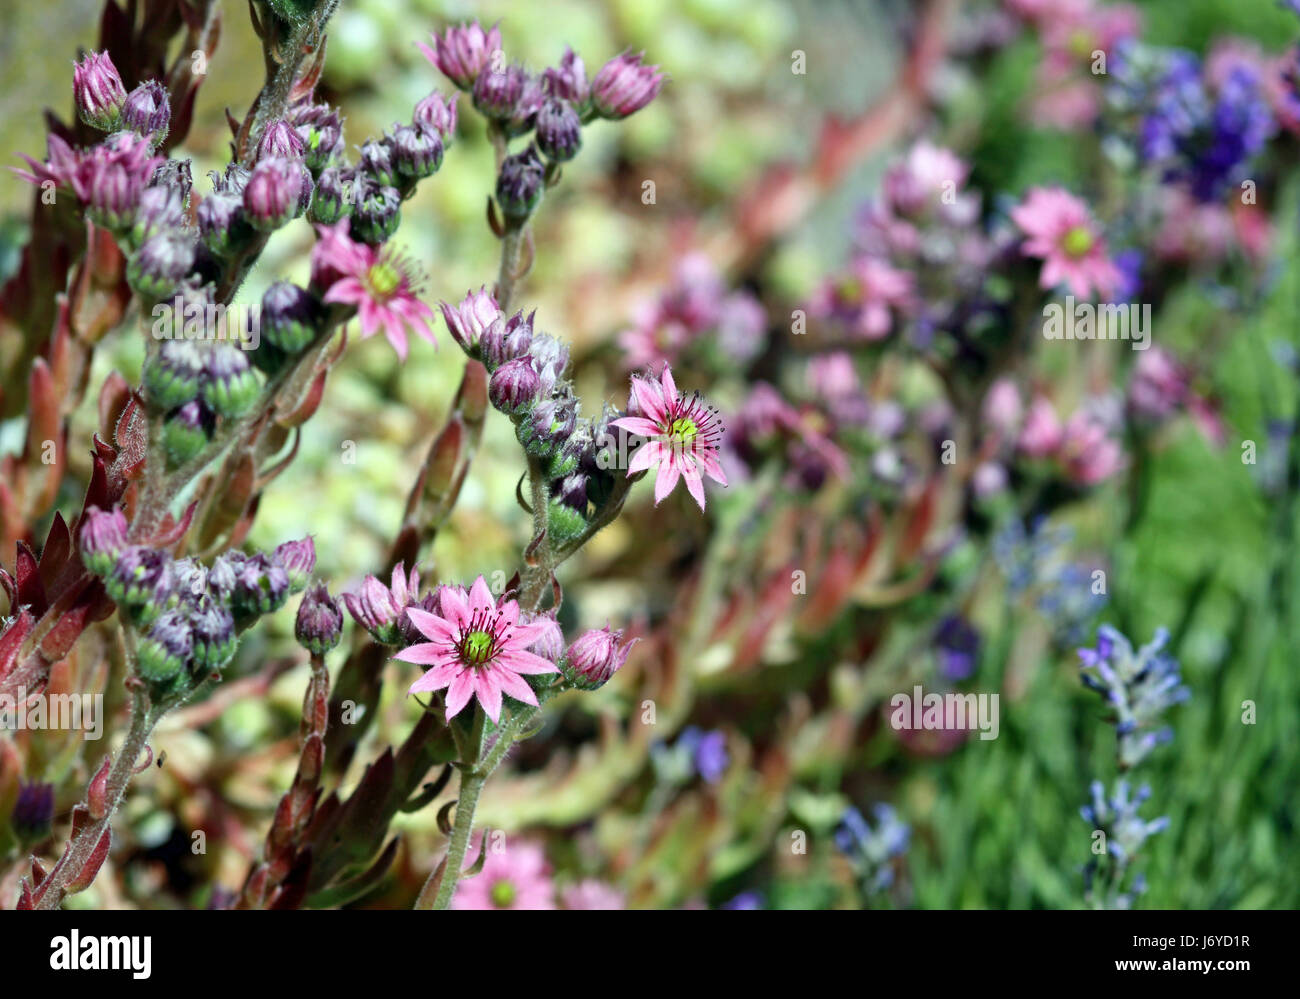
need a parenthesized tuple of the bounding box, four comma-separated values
(442, 289, 622, 542)
(142, 334, 262, 466)
(1080, 778, 1168, 908)
(73, 50, 172, 146)
(295, 583, 344, 657)
(834, 803, 911, 897)
(79, 508, 314, 700)
(1078, 625, 1189, 769)
(420, 22, 663, 227)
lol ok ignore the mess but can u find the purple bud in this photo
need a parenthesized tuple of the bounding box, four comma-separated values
(86, 162, 143, 231)
(74, 51, 126, 130)
(127, 231, 196, 300)
(473, 62, 527, 121)
(229, 552, 290, 621)
(291, 103, 345, 173)
(12, 782, 56, 845)
(358, 138, 397, 188)
(262, 281, 322, 354)
(528, 332, 569, 395)
(440, 287, 500, 353)
(209, 163, 250, 195)
(273, 537, 316, 592)
(421, 21, 502, 91)
(535, 98, 582, 162)
(504, 74, 545, 138)
(137, 609, 194, 689)
(79, 506, 129, 575)
(413, 92, 458, 143)
(556, 472, 588, 512)
(496, 145, 545, 220)
(190, 595, 236, 671)
(145, 338, 205, 410)
(197, 191, 248, 256)
(201, 344, 261, 418)
(490, 356, 541, 414)
(565, 625, 637, 689)
(120, 80, 171, 144)
(591, 51, 665, 120)
(389, 123, 444, 182)
(480, 309, 534, 367)
(341, 574, 404, 645)
(162, 399, 214, 466)
(350, 181, 402, 245)
(132, 184, 186, 244)
(243, 158, 309, 231)
(543, 48, 590, 111)
(256, 119, 306, 163)
(107, 545, 172, 619)
(308, 166, 350, 225)
(296, 583, 343, 656)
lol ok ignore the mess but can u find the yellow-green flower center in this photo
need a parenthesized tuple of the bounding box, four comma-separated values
(367, 261, 402, 299)
(1062, 226, 1094, 258)
(836, 277, 863, 305)
(463, 629, 494, 665)
(670, 416, 698, 444)
(490, 879, 516, 907)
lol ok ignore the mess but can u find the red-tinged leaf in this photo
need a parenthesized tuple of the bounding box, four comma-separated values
(458, 360, 489, 428)
(898, 476, 939, 565)
(268, 849, 312, 910)
(26, 360, 59, 454)
(0, 610, 34, 683)
(98, 372, 131, 438)
(38, 513, 72, 592)
(30, 857, 48, 884)
(86, 756, 113, 820)
(15, 544, 46, 613)
(0, 568, 18, 610)
(289, 34, 328, 103)
(83, 452, 113, 512)
(111, 396, 148, 483)
(276, 368, 329, 428)
(65, 828, 111, 894)
(16, 879, 33, 910)
(147, 500, 197, 549)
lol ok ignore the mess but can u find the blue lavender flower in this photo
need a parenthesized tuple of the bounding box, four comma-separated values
(1080, 779, 1170, 909)
(834, 804, 909, 896)
(650, 726, 730, 785)
(721, 890, 764, 910)
(1186, 65, 1274, 201)
(993, 518, 1106, 645)
(1078, 625, 1189, 769)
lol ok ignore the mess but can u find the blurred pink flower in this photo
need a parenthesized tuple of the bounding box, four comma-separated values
(396, 576, 558, 722)
(311, 221, 436, 360)
(1018, 396, 1065, 457)
(983, 378, 1024, 438)
(1010, 186, 1120, 300)
(612, 365, 727, 510)
(452, 837, 555, 910)
(1128, 347, 1188, 422)
(811, 256, 913, 341)
(561, 879, 625, 910)
(1058, 410, 1123, 485)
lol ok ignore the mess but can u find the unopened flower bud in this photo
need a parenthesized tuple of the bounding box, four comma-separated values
(262, 281, 322, 354)
(229, 552, 290, 621)
(273, 537, 316, 593)
(473, 62, 527, 120)
(197, 191, 249, 256)
(296, 583, 343, 656)
(201, 344, 260, 418)
(189, 595, 236, 672)
(128, 231, 196, 300)
(414, 92, 458, 143)
(547, 498, 588, 546)
(79, 506, 129, 575)
(145, 338, 205, 410)
(243, 158, 309, 231)
(137, 610, 193, 691)
(107, 546, 172, 621)
(390, 123, 444, 183)
(496, 145, 545, 221)
(358, 138, 397, 188)
(543, 48, 590, 112)
(162, 400, 215, 467)
(504, 76, 544, 139)
(440, 287, 500, 353)
(74, 51, 126, 131)
(565, 625, 637, 689)
(522, 609, 564, 662)
(291, 104, 345, 173)
(350, 181, 402, 245)
(120, 80, 170, 145)
(591, 52, 665, 120)
(341, 574, 405, 645)
(480, 310, 534, 367)
(489, 356, 541, 414)
(536, 98, 581, 163)
(132, 184, 186, 245)
(256, 119, 305, 163)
